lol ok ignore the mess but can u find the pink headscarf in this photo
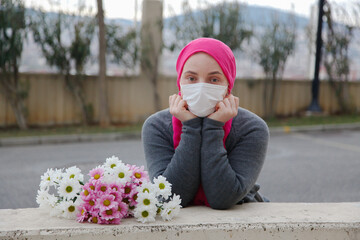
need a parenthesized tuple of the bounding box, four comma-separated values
(171, 38, 237, 206)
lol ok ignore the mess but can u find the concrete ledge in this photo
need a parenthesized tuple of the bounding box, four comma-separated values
(1, 203, 360, 239)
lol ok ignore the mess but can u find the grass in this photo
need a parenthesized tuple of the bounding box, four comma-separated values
(1, 114, 359, 138)
(265, 114, 360, 128)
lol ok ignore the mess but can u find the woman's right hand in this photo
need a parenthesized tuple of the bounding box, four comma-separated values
(169, 94, 197, 122)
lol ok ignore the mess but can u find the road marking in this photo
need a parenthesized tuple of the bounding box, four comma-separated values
(293, 133, 360, 153)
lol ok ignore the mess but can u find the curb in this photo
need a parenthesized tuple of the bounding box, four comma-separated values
(0, 132, 141, 147)
(1, 123, 360, 147)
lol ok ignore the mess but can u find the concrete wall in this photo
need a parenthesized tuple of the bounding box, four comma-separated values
(1, 73, 360, 127)
(1, 203, 360, 239)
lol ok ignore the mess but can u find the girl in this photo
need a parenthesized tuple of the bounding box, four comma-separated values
(142, 38, 269, 209)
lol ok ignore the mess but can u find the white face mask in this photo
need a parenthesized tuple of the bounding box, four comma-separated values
(181, 83, 228, 117)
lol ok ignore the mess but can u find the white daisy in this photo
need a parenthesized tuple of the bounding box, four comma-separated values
(63, 166, 83, 182)
(112, 164, 132, 184)
(134, 205, 157, 223)
(59, 200, 79, 219)
(153, 175, 172, 198)
(103, 155, 123, 172)
(58, 178, 81, 200)
(136, 192, 158, 208)
(136, 182, 156, 196)
(50, 203, 63, 217)
(52, 168, 64, 185)
(36, 189, 52, 208)
(40, 168, 56, 190)
(161, 195, 182, 221)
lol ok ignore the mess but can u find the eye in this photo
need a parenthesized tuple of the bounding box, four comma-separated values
(210, 78, 219, 83)
(187, 76, 196, 81)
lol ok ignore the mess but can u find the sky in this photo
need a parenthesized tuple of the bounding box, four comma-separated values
(24, 0, 319, 20)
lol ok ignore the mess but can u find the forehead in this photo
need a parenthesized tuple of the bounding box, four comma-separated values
(182, 52, 223, 72)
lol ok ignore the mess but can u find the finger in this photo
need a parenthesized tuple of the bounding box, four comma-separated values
(217, 101, 226, 110)
(179, 99, 187, 109)
(228, 95, 236, 109)
(169, 94, 177, 107)
(223, 98, 231, 108)
(174, 95, 182, 107)
(235, 97, 239, 108)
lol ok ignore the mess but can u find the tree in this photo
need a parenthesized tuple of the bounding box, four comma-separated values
(106, 24, 138, 74)
(31, 5, 95, 125)
(254, 14, 296, 118)
(141, 0, 163, 112)
(168, 0, 252, 52)
(96, 0, 110, 127)
(322, 1, 357, 113)
(0, 0, 28, 129)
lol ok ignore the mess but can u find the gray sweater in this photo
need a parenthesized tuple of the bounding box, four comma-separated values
(141, 107, 269, 209)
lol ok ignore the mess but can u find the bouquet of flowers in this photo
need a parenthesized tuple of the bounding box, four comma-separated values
(36, 156, 181, 224)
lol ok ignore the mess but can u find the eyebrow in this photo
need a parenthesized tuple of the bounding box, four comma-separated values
(184, 70, 223, 75)
(184, 70, 198, 75)
(208, 71, 223, 75)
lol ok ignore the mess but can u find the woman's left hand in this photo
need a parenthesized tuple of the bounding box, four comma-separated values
(208, 94, 239, 123)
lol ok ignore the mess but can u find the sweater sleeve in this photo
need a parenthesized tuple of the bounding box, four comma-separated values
(142, 111, 202, 207)
(200, 111, 269, 209)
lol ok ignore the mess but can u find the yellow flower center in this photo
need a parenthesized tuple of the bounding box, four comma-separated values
(143, 188, 149, 193)
(47, 176, 50, 181)
(143, 199, 150, 205)
(125, 187, 131, 194)
(66, 186, 73, 193)
(68, 206, 75, 212)
(84, 190, 89, 196)
(118, 206, 122, 212)
(110, 164, 116, 168)
(135, 173, 141, 179)
(94, 174, 100, 180)
(142, 211, 149, 218)
(106, 209, 113, 215)
(90, 185, 95, 190)
(118, 172, 125, 178)
(101, 186, 107, 192)
(81, 209, 85, 215)
(133, 194, 138, 201)
(70, 174, 75, 179)
(89, 200, 95, 206)
(92, 217, 98, 223)
(168, 210, 172, 215)
(103, 199, 111, 206)
(159, 183, 165, 190)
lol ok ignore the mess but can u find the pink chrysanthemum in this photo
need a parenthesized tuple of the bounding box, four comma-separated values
(109, 182, 124, 195)
(116, 201, 129, 218)
(76, 204, 89, 222)
(95, 181, 111, 196)
(127, 164, 149, 186)
(122, 182, 136, 197)
(97, 194, 116, 211)
(80, 184, 95, 201)
(129, 190, 139, 206)
(89, 167, 104, 181)
(110, 191, 122, 202)
(83, 195, 98, 212)
(100, 206, 120, 220)
(104, 217, 121, 225)
(88, 215, 103, 224)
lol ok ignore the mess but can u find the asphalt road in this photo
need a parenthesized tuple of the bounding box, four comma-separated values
(1, 129, 360, 209)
